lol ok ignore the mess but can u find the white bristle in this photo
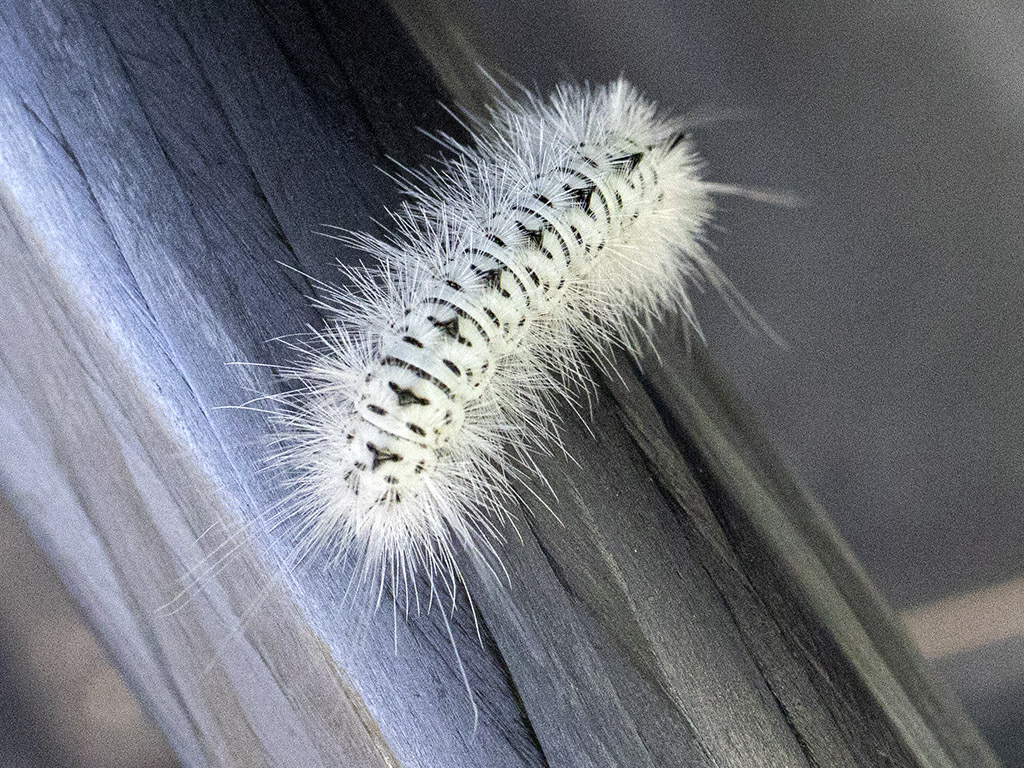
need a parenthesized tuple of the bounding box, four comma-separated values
(274, 79, 730, 609)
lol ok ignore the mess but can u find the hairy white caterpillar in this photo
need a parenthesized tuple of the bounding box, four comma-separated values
(276, 79, 736, 607)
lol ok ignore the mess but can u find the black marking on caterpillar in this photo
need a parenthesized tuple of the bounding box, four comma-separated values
(271, 78, 773, 611)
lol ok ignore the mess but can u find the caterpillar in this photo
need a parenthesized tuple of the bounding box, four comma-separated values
(276, 78, 738, 608)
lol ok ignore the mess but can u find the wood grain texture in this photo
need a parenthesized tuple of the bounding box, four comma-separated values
(0, 0, 1001, 766)
(0, 190, 399, 766)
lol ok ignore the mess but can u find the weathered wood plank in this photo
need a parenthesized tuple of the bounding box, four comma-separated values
(0, 1, 530, 765)
(0, 493, 178, 767)
(0, 0, 1002, 766)
(0, 191, 397, 766)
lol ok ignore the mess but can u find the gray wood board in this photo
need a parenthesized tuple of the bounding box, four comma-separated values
(0, 0, 1000, 765)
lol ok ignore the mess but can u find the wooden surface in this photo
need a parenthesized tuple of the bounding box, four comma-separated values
(0, 0, 1002, 766)
(0, 493, 179, 767)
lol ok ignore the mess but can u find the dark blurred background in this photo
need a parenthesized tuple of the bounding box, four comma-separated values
(1, 0, 1021, 765)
